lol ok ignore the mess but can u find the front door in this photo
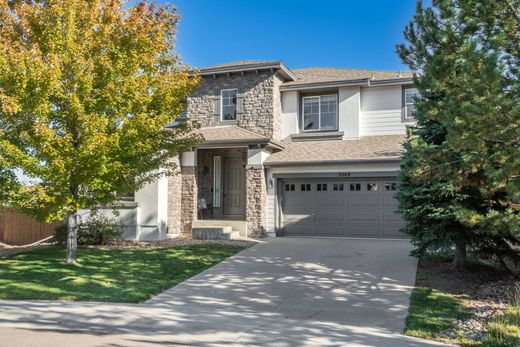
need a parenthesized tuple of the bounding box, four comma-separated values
(223, 157, 245, 216)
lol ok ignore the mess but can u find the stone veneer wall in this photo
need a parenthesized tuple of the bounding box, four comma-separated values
(187, 71, 284, 141)
(245, 166, 267, 237)
(180, 166, 197, 234)
(272, 74, 284, 141)
(167, 156, 182, 235)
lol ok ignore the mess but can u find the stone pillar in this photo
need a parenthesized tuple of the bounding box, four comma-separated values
(245, 165, 267, 237)
(180, 166, 197, 234)
(167, 156, 182, 235)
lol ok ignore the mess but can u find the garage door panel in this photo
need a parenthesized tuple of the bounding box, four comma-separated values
(315, 195, 344, 206)
(282, 179, 407, 238)
(285, 224, 314, 236)
(348, 196, 381, 208)
(383, 211, 402, 222)
(347, 210, 380, 222)
(350, 225, 381, 237)
(316, 225, 346, 236)
(383, 197, 399, 207)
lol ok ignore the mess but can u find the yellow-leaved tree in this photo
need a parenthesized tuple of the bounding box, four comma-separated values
(0, 0, 200, 263)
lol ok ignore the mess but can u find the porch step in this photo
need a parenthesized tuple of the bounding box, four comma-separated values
(192, 220, 248, 237)
(192, 226, 240, 240)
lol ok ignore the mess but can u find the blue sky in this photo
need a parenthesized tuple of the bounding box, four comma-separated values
(147, 0, 420, 71)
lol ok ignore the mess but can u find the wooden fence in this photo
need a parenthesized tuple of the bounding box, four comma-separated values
(0, 211, 61, 245)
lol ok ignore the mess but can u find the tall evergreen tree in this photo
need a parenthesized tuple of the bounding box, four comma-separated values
(397, 0, 520, 271)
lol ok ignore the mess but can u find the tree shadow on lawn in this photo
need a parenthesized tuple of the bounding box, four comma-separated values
(0, 244, 245, 302)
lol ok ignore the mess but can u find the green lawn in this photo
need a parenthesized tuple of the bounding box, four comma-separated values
(483, 303, 520, 347)
(404, 287, 472, 345)
(0, 244, 245, 302)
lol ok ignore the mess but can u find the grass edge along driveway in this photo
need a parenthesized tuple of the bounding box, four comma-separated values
(0, 244, 245, 303)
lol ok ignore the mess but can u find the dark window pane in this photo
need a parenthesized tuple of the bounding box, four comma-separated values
(350, 183, 361, 191)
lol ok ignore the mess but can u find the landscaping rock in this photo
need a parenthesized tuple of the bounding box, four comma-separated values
(0, 241, 54, 258)
(455, 278, 519, 341)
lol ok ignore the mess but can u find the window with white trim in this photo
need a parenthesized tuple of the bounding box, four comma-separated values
(221, 89, 237, 121)
(403, 88, 419, 122)
(302, 95, 337, 131)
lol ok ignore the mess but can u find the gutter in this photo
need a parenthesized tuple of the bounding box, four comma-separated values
(263, 157, 402, 167)
(279, 77, 414, 91)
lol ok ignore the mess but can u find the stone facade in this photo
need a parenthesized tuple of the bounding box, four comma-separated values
(187, 71, 283, 141)
(167, 156, 182, 235)
(272, 74, 284, 141)
(170, 68, 284, 238)
(180, 166, 197, 234)
(245, 166, 267, 237)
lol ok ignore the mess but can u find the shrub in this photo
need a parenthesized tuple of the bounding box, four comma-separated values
(54, 214, 123, 246)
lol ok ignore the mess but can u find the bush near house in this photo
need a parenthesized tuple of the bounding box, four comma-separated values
(54, 214, 123, 246)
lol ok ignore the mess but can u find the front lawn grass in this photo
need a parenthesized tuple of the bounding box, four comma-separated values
(405, 286, 470, 344)
(483, 303, 520, 347)
(0, 244, 245, 302)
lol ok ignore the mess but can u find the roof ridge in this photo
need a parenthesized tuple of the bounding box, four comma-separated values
(294, 67, 412, 74)
(202, 60, 280, 70)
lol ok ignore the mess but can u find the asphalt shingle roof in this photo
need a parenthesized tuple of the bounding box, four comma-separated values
(196, 125, 268, 142)
(264, 135, 406, 165)
(284, 67, 414, 87)
(202, 60, 280, 70)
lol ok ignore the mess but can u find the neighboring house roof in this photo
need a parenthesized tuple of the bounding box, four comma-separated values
(198, 60, 297, 81)
(281, 67, 414, 90)
(196, 125, 284, 150)
(264, 135, 405, 166)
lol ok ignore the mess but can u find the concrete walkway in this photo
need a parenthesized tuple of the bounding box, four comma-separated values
(0, 238, 451, 346)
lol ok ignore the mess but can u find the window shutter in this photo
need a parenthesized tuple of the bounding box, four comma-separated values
(236, 93, 245, 117)
(213, 94, 221, 117)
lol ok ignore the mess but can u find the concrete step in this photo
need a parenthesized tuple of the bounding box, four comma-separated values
(192, 226, 241, 240)
(192, 220, 247, 237)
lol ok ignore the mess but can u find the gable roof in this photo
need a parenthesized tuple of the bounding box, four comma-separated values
(203, 60, 280, 70)
(264, 135, 405, 166)
(280, 67, 414, 90)
(198, 60, 297, 81)
(197, 60, 415, 89)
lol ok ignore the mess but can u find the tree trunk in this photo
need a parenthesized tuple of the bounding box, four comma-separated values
(66, 211, 79, 264)
(453, 238, 467, 270)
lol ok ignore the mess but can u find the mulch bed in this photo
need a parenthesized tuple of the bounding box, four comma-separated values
(89, 237, 259, 250)
(417, 257, 519, 341)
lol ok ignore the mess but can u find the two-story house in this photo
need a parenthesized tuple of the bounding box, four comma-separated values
(96, 60, 416, 241)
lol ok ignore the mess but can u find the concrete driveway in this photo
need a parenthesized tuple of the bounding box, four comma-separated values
(0, 238, 450, 347)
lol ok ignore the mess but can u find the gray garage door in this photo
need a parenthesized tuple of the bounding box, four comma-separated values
(281, 179, 406, 238)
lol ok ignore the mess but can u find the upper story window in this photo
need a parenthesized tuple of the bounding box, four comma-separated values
(302, 95, 337, 131)
(221, 89, 237, 121)
(403, 88, 419, 122)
